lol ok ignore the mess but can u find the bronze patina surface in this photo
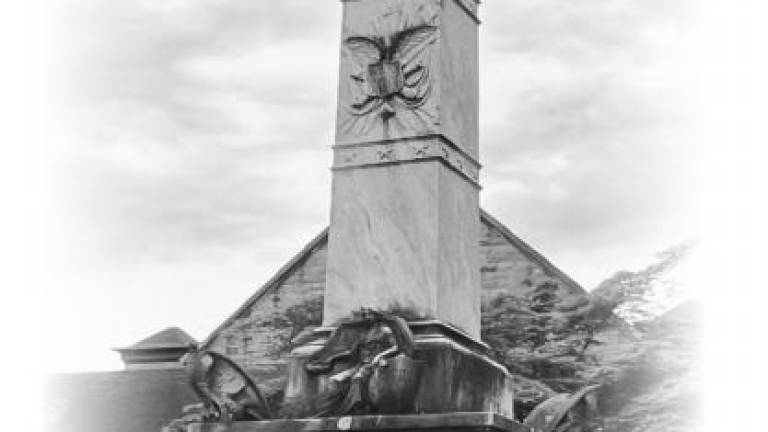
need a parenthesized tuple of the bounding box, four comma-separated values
(282, 317, 515, 420)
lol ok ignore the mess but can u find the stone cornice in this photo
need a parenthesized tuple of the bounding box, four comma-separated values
(452, 0, 481, 23)
(339, 0, 481, 25)
(332, 135, 481, 188)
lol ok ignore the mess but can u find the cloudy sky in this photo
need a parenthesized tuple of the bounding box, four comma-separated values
(16, 0, 707, 372)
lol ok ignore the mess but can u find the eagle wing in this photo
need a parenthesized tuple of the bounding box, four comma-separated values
(343, 36, 384, 67)
(342, 36, 385, 116)
(391, 25, 437, 68)
(391, 25, 437, 108)
(188, 351, 273, 421)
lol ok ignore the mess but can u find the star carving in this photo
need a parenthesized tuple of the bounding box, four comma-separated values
(377, 148, 396, 161)
(413, 143, 431, 158)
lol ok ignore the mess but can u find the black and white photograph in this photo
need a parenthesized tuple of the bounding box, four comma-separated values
(2, 0, 766, 431)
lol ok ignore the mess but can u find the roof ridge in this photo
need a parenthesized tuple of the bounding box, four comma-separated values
(119, 326, 197, 351)
(479, 209, 586, 295)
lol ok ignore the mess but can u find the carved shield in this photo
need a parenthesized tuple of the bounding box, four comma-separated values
(368, 61, 404, 98)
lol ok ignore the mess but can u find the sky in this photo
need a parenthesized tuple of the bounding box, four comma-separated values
(10, 0, 706, 373)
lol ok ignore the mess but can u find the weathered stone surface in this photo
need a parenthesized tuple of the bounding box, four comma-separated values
(438, 0, 479, 158)
(336, 0, 479, 158)
(188, 412, 531, 432)
(327, 0, 483, 339)
(206, 233, 327, 371)
(479, 217, 584, 302)
(325, 160, 481, 337)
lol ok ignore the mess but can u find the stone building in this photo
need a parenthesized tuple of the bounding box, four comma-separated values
(47, 328, 199, 432)
(115, 327, 197, 370)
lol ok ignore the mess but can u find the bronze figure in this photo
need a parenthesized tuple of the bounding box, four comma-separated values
(305, 308, 419, 417)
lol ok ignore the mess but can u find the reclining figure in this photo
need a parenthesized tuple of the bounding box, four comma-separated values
(304, 308, 418, 417)
(164, 308, 419, 430)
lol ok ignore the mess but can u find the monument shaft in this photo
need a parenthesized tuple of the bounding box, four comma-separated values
(324, 0, 483, 338)
(282, 0, 515, 421)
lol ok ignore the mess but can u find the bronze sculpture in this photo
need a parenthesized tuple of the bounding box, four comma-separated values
(164, 309, 600, 432)
(305, 308, 419, 416)
(163, 350, 272, 432)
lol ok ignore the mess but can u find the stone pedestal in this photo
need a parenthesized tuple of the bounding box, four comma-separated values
(283, 322, 516, 420)
(188, 413, 532, 432)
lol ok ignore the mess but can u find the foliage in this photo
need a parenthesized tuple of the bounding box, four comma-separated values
(482, 242, 697, 428)
(481, 293, 537, 360)
(591, 242, 693, 326)
(260, 296, 323, 358)
(482, 279, 619, 370)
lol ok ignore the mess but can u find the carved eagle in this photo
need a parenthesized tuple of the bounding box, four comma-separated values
(344, 24, 437, 117)
(183, 350, 273, 425)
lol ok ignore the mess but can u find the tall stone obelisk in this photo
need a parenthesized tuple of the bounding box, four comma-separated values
(182, 2, 526, 430)
(282, 0, 514, 422)
(324, 0, 482, 339)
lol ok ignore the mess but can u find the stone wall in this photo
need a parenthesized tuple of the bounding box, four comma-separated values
(482, 220, 562, 301)
(206, 237, 327, 371)
(205, 213, 588, 371)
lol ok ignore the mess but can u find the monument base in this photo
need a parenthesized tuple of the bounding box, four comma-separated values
(187, 412, 532, 432)
(283, 321, 516, 419)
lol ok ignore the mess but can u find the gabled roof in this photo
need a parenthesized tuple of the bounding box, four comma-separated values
(200, 229, 328, 348)
(479, 210, 585, 295)
(200, 210, 584, 348)
(119, 327, 197, 351)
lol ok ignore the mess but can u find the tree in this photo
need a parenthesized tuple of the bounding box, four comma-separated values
(592, 242, 693, 327)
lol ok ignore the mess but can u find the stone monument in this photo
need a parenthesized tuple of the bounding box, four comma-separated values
(324, 0, 482, 339)
(167, 1, 598, 431)
(278, 0, 519, 420)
